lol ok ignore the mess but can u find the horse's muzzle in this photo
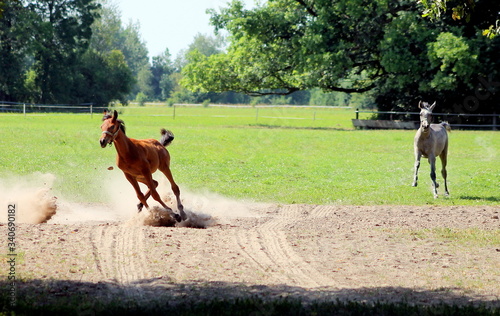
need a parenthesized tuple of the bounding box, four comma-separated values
(99, 138, 109, 148)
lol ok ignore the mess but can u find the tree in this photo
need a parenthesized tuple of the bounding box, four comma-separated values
(183, 0, 417, 96)
(182, 0, 498, 122)
(176, 33, 254, 104)
(89, 1, 123, 53)
(89, 3, 151, 101)
(151, 49, 175, 100)
(75, 49, 134, 106)
(136, 64, 154, 100)
(28, 0, 101, 103)
(188, 32, 225, 57)
(0, 0, 144, 106)
(120, 21, 150, 98)
(418, 0, 500, 38)
(0, 0, 33, 101)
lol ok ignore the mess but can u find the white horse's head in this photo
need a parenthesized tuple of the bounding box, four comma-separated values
(418, 101, 436, 130)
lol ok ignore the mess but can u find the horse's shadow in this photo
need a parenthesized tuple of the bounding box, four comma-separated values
(459, 196, 500, 203)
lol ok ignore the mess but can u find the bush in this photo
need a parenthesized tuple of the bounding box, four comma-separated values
(135, 92, 148, 106)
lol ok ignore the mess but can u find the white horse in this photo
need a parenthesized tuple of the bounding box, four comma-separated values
(412, 101, 451, 198)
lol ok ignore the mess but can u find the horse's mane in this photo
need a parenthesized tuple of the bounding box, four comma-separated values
(102, 114, 126, 135)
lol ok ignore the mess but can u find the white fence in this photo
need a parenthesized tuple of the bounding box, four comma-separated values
(0, 101, 110, 117)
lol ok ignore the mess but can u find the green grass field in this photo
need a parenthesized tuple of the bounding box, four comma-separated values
(1, 105, 498, 315)
(0, 106, 498, 206)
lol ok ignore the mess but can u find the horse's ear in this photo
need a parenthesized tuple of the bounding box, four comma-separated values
(112, 110, 118, 123)
(429, 101, 436, 111)
(418, 101, 423, 109)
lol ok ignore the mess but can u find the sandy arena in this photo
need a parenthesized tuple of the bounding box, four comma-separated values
(0, 176, 499, 309)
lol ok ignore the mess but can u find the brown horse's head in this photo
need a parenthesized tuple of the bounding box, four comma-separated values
(100, 110, 125, 148)
(418, 101, 436, 130)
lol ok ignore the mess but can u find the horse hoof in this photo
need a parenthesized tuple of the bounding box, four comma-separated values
(180, 209, 187, 221)
(412, 183, 417, 187)
(137, 203, 144, 212)
(173, 213, 182, 222)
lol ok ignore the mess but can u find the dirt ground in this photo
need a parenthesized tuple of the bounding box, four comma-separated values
(1, 195, 499, 309)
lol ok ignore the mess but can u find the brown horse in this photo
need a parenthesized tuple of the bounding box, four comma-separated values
(100, 110, 186, 222)
(412, 101, 451, 198)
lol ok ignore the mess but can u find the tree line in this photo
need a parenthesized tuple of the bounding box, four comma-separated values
(0, 0, 303, 107)
(1, 0, 499, 122)
(183, 0, 499, 123)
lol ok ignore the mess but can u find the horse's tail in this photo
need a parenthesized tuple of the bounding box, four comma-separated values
(160, 129, 175, 147)
(441, 121, 451, 132)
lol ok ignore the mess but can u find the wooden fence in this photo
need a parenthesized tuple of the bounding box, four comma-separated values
(353, 109, 499, 130)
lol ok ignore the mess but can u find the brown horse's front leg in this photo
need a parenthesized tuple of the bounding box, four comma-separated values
(124, 173, 149, 211)
(137, 179, 159, 212)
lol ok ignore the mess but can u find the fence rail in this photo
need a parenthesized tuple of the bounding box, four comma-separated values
(354, 109, 499, 130)
(0, 101, 108, 117)
(1, 101, 498, 130)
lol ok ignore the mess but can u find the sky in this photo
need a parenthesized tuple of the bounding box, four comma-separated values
(116, 0, 257, 59)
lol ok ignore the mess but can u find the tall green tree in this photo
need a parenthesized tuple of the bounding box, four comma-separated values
(175, 33, 250, 104)
(0, 0, 33, 101)
(89, 1, 122, 53)
(183, 0, 416, 96)
(28, 0, 100, 103)
(0, 0, 140, 106)
(182, 0, 498, 122)
(89, 2, 150, 101)
(419, 0, 500, 38)
(120, 21, 150, 99)
(151, 49, 175, 100)
(75, 49, 133, 106)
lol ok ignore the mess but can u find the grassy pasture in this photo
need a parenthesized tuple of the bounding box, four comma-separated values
(0, 106, 498, 314)
(0, 106, 498, 206)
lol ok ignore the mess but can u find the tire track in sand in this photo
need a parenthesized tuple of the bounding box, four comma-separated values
(235, 204, 331, 288)
(90, 224, 149, 299)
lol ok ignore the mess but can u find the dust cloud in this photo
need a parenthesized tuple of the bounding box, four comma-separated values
(1, 171, 263, 227)
(0, 173, 57, 224)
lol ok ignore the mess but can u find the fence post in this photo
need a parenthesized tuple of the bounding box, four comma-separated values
(173, 105, 176, 120)
(355, 108, 359, 120)
(23, 103, 26, 117)
(256, 108, 259, 122)
(90, 104, 93, 118)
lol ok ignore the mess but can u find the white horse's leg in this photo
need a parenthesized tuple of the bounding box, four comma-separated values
(440, 152, 449, 196)
(428, 155, 439, 198)
(412, 152, 421, 187)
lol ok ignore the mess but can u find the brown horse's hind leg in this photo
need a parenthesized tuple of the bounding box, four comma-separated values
(160, 166, 186, 221)
(136, 178, 159, 212)
(140, 171, 183, 222)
